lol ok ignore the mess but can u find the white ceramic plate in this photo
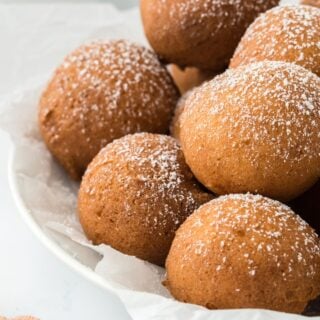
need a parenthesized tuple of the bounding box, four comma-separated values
(8, 148, 109, 291)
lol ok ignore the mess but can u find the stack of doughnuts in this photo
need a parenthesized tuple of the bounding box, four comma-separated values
(38, 0, 320, 315)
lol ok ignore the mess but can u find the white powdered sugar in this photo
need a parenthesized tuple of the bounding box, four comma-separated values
(177, 194, 320, 280)
(231, 5, 320, 75)
(182, 61, 320, 172)
(156, 0, 279, 36)
(83, 133, 211, 233)
(41, 39, 178, 147)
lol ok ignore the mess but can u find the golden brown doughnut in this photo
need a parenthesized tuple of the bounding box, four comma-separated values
(230, 5, 320, 76)
(140, 0, 279, 71)
(180, 61, 320, 202)
(166, 194, 320, 314)
(78, 133, 213, 266)
(39, 40, 179, 180)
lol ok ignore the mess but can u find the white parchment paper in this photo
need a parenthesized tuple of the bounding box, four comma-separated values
(0, 2, 310, 320)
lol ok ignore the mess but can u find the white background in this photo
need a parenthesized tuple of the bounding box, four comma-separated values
(0, 1, 138, 319)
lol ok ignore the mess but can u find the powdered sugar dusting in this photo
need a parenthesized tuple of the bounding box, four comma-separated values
(177, 194, 320, 280)
(40, 39, 178, 151)
(84, 133, 212, 234)
(155, 0, 279, 36)
(231, 5, 320, 75)
(182, 61, 320, 175)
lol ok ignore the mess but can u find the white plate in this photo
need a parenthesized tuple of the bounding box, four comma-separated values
(8, 148, 109, 291)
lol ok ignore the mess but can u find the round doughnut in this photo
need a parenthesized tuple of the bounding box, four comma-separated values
(39, 40, 179, 180)
(78, 133, 213, 266)
(230, 5, 320, 76)
(180, 61, 320, 202)
(165, 194, 320, 314)
(140, 0, 279, 71)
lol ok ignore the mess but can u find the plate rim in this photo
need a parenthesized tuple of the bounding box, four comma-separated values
(8, 146, 117, 295)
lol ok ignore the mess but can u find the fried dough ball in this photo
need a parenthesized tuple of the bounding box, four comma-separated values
(140, 0, 279, 71)
(39, 40, 179, 180)
(180, 61, 320, 202)
(166, 194, 320, 314)
(78, 133, 213, 266)
(230, 5, 320, 76)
